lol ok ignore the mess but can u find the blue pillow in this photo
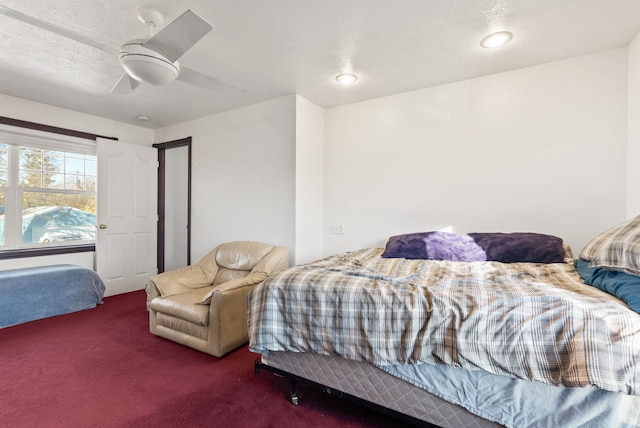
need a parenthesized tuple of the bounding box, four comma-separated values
(574, 260, 640, 314)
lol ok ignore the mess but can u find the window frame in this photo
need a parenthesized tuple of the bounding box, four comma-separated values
(0, 116, 117, 259)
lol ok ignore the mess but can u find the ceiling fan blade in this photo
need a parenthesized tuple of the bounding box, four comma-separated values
(0, 5, 118, 54)
(143, 10, 212, 63)
(110, 73, 140, 94)
(176, 66, 245, 95)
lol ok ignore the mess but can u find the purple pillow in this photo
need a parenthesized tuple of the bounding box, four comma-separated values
(424, 232, 486, 262)
(467, 232, 564, 264)
(382, 231, 487, 261)
(382, 231, 565, 264)
(381, 232, 433, 259)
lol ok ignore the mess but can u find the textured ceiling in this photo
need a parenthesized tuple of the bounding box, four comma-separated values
(1, 0, 640, 129)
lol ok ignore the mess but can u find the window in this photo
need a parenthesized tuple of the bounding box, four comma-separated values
(0, 131, 97, 251)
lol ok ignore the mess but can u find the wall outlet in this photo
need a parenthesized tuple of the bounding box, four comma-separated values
(330, 224, 345, 235)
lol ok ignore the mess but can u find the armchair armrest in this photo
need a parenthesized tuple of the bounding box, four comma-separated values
(205, 271, 269, 357)
(145, 281, 161, 308)
(197, 271, 268, 305)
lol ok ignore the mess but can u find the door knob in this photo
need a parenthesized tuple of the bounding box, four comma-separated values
(99, 224, 107, 229)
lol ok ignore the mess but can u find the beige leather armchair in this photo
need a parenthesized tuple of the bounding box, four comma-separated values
(146, 241, 288, 357)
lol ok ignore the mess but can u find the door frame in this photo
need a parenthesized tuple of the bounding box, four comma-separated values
(153, 137, 192, 273)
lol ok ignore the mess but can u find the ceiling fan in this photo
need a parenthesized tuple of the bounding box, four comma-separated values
(0, 5, 243, 95)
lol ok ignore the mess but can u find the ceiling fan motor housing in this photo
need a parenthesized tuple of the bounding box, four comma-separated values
(119, 39, 180, 85)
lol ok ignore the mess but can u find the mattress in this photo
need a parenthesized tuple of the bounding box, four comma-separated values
(261, 350, 502, 428)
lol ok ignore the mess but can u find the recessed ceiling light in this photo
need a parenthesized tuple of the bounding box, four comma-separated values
(335, 73, 358, 85)
(136, 115, 151, 122)
(480, 31, 513, 48)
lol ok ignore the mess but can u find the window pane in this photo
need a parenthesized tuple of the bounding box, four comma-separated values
(85, 175, 96, 191)
(43, 173, 64, 189)
(0, 190, 4, 246)
(19, 171, 43, 187)
(0, 146, 7, 169)
(85, 159, 96, 175)
(19, 147, 43, 171)
(0, 145, 7, 187)
(43, 153, 64, 173)
(19, 147, 97, 192)
(64, 174, 84, 190)
(22, 192, 96, 244)
(65, 157, 85, 175)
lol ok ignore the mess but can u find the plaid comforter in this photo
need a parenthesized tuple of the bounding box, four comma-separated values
(247, 248, 640, 395)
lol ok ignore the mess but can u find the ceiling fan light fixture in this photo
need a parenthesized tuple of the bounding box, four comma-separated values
(480, 31, 513, 48)
(122, 57, 179, 85)
(119, 40, 180, 85)
(336, 73, 358, 85)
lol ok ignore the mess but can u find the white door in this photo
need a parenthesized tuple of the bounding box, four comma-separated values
(96, 138, 157, 296)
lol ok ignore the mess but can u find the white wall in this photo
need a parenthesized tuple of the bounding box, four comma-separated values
(154, 96, 297, 264)
(628, 33, 640, 218)
(324, 49, 628, 256)
(294, 95, 325, 264)
(0, 94, 152, 145)
(0, 94, 153, 271)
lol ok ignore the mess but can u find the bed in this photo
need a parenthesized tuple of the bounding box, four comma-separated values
(0, 264, 106, 328)
(247, 220, 640, 428)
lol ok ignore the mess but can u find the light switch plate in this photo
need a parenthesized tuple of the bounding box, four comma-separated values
(330, 224, 344, 235)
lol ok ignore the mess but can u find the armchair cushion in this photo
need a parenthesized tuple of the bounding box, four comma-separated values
(149, 288, 211, 325)
(212, 241, 276, 285)
(215, 241, 274, 270)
